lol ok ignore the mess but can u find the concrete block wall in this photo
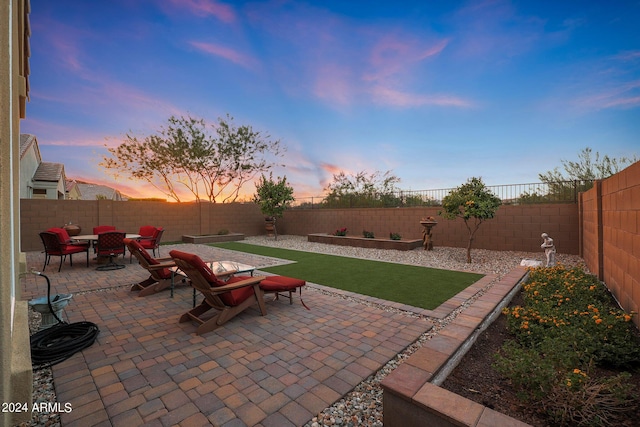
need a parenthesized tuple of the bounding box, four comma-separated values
(583, 161, 640, 328)
(282, 204, 580, 254)
(20, 200, 265, 251)
(20, 200, 580, 254)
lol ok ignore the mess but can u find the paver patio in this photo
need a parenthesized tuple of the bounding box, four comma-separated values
(21, 243, 436, 426)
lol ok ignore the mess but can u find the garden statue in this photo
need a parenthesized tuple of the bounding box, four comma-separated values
(541, 233, 556, 267)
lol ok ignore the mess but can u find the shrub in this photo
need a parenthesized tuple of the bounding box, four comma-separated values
(362, 230, 375, 238)
(494, 265, 640, 426)
(333, 227, 347, 236)
(389, 232, 402, 240)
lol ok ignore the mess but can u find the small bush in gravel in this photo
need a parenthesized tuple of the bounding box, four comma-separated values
(494, 265, 640, 426)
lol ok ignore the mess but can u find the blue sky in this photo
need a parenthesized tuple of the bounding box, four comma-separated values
(22, 0, 640, 200)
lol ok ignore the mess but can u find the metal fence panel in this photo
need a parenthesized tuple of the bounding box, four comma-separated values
(291, 180, 593, 209)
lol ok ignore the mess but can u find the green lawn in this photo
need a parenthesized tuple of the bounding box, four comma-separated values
(212, 242, 484, 310)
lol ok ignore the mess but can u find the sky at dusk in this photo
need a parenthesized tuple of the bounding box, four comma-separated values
(22, 0, 640, 201)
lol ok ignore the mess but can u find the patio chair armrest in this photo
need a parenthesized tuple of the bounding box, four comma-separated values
(216, 269, 238, 278)
(147, 260, 176, 270)
(210, 276, 265, 293)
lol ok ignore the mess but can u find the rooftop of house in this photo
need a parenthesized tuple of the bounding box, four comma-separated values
(33, 162, 64, 182)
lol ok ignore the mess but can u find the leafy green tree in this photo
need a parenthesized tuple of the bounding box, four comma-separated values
(322, 170, 401, 207)
(101, 115, 283, 203)
(537, 147, 638, 200)
(540, 147, 637, 182)
(253, 173, 295, 240)
(440, 177, 502, 263)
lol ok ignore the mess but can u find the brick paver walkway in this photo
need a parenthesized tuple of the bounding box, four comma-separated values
(22, 244, 437, 426)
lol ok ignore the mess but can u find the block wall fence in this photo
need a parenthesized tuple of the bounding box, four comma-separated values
(20, 200, 579, 255)
(580, 161, 640, 329)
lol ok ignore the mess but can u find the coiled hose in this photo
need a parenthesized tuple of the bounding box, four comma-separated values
(30, 271, 100, 369)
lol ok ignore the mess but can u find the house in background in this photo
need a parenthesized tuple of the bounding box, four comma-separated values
(20, 134, 124, 201)
(76, 181, 124, 200)
(19, 133, 67, 199)
(65, 179, 82, 200)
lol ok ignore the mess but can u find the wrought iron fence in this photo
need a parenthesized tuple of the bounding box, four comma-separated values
(290, 180, 594, 209)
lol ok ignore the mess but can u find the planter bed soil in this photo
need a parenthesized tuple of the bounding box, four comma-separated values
(307, 233, 422, 251)
(441, 293, 640, 427)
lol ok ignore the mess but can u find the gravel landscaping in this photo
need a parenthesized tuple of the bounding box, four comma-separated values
(19, 236, 585, 427)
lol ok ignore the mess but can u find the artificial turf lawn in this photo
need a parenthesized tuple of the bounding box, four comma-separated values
(212, 242, 484, 310)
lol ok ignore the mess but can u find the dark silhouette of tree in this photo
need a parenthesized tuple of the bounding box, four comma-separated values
(101, 115, 284, 202)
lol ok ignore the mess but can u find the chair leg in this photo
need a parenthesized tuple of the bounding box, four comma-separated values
(180, 301, 213, 324)
(58, 255, 64, 272)
(137, 279, 172, 297)
(130, 276, 156, 292)
(253, 285, 267, 315)
(42, 255, 48, 272)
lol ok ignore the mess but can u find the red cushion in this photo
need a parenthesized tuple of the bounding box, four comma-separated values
(169, 250, 257, 306)
(259, 276, 306, 292)
(152, 227, 163, 238)
(170, 250, 220, 283)
(139, 225, 157, 238)
(128, 238, 171, 279)
(139, 239, 156, 249)
(48, 227, 71, 243)
(222, 276, 257, 306)
(63, 244, 89, 255)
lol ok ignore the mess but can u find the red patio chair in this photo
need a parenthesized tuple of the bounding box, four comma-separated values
(93, 225, 116, 234)
(39, 229, 90, 272)
(170, 249, 267, 335)
(131, 226, 164, 261)
(95, 231, 126, 271)
(125, 238, 181, 297)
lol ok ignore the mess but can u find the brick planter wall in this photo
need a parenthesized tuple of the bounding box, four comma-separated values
(308, 233, 423, 250)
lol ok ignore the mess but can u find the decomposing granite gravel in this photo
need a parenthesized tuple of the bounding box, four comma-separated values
(18, 235, 585, 427)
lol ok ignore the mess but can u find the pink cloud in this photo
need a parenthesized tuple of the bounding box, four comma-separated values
(313, 64, 354, 105)
(189, 41, 258, 69)
(166, 0, 235, 23)
(573, 80, 640, 111)
(370, 86, 473, 108)
(366, 37, 449, 82)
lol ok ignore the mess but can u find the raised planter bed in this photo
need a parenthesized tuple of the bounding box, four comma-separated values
(308, 233, 422, 251)
(381, 267, 531, 427)
(181, 233, 245, 244)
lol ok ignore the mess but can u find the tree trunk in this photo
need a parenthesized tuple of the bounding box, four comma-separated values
(464, 218, 482, 263)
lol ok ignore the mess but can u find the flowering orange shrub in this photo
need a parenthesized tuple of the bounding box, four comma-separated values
(494, 266, 640, 425)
